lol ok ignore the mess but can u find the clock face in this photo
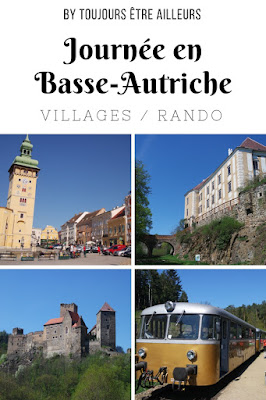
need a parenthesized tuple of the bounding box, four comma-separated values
(22, 178, 28, 184)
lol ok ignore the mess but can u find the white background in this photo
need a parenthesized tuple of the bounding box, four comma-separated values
(1, 0, 266, 134)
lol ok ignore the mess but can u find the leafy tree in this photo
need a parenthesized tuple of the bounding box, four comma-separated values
(172, 219, 187, 234)
(135, 160, 152, 242)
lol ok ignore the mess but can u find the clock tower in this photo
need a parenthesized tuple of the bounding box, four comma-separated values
(6, 135, 40, 249)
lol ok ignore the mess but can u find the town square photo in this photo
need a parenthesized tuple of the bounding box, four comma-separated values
(0, 134, 131, 265)
(136, 134, 266, 265)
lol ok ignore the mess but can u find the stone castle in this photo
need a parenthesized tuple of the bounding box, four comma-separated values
(7, 302, 116, 358)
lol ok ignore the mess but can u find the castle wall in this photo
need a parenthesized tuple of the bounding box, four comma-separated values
(195, 184, 266, 227)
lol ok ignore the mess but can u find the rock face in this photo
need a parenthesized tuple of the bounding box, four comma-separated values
(175, 184, 266, 265)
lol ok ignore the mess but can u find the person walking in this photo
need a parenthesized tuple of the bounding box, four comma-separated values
(83, 245, 86, 257)
(97, 245, 101, 255)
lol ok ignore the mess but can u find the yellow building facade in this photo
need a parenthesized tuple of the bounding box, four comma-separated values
(184, 138, 266, 227)
(105, 207, 126, 247)
(0, 135, 39, 249)
(41, 225, 59, 244)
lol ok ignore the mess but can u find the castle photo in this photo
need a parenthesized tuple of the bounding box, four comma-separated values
(185, 137, 266, 227)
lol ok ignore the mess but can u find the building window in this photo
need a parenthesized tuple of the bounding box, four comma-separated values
(212, 195, 214, 204)
(186, 209, 188, 216)
(218, 174, 221, 184)
(122, 225, 125, 232)
(207, 199, 209, 208)
(207, 186, 209, 195)
(253, 159, 259, 170)
(228, 181, 232, 193)
(212, 181, 214, 190)
(118, 225, 121, 233)
(227, 165, 231, 176)
(199, 193, 202, 201)
(20, 214, 24, 218)
(218, 189, 222, 199)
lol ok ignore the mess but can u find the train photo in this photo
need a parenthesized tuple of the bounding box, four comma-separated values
(136, 301, 262, 389)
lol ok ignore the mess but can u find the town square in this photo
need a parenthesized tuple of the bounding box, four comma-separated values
(0, 135, 131, 265)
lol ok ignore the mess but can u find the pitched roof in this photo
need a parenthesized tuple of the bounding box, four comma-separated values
(98, 302, 115, 313)
(191, 177, 209, 192)
(44, 310, 85, 327)
(44, 317, 64, 326)
(77, 209, 105, 226)
(111, 207, 125, 219)
(66, 213, 83, 224)
(89, 324, 96, 334)
(239, 137, 266, 151)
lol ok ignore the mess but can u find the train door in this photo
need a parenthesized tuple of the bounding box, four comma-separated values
(220, 318, 229, 377)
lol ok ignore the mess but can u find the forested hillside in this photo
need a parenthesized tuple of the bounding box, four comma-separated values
(226, 302, 266, 329)
(0, 352, 130, 400)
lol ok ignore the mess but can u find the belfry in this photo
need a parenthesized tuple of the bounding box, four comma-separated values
(0, 135, 40, 249)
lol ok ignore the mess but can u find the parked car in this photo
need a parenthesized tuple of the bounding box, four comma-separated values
(123, 247, 131, 257)
(113, 246, 131, 256)
(76, 245, 83, 252)
(103, 245, 127, 255)
(53, 244, 62, 250)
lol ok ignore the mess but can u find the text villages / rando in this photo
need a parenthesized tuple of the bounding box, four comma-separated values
(40, 109, 222, 122)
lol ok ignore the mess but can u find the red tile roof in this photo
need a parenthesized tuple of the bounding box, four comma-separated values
(77, 209, 105, 226)
(99, 302, 115, 312)
(69, 311, 80, 323)
(44, 317, 64, 326)
(191, 177, 209, 191)
(239, 137, 266, 151)
(111, 207, 125, 219)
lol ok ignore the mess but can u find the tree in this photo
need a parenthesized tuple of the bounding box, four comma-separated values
(172, 219, 187, 234)
(135, 160, 152, 242)
(179, 290, 189, 302)
(160, 270, 182, 303)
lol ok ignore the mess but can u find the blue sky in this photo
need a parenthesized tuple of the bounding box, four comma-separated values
(0, 135, 131, 231)
(177, 269, 266, 309)
(136, 134, 266, 234)
(0, 269, 131, 352)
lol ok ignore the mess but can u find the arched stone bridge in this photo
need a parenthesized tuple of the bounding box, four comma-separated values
(142, 234, 177, 257)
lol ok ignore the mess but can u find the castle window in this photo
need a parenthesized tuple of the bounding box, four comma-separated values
(66, 327, 68, 334)
(218, 189, 222, 199)
(107, 325, 109, 329)
(218, 174, 221, 184)
(186, 209, 188, 217)
(20, 214, 24, 218)
(212, 195, 214, 205)
(212, 181, 214, 190)
(227, 165, 231, 176)
(228, 181, 232, 193)
(199, 193, 202, 201)
(206, 199, 209, 208)
(207, 186, 209, 195)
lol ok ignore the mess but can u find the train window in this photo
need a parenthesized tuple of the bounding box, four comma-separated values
(237, 325, 243, 339)
(201, 315, 221, 340)
(230, 322, 237, 339)
(140, 314, 168, 339)
(223, 320, 227, 339)
(168, 314, 200, 340)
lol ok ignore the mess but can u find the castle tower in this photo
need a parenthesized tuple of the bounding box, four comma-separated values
(96, 302, 116, 349)
(60, 303, 78, 317)
(5, 135, 40, 249)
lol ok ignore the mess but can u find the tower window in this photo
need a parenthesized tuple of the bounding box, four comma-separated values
(227, 165, 231, 176)
(20, 214, 24, 218)
(228, 181, 232, 193)
(218, 174, 221, 184)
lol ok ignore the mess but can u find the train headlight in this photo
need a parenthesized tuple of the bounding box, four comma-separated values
(165, 301, 175, 312)
(187, 350, 197, 361)
(138, 348, 146, 359)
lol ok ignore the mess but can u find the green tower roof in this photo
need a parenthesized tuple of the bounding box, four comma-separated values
(10, 135, 40, 171)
